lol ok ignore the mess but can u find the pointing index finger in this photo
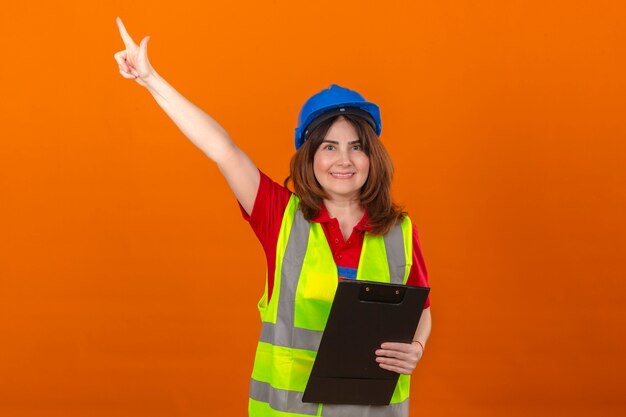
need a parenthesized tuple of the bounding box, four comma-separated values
(116, 17, 137, 48)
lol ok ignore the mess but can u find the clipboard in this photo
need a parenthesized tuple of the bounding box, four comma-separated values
(302, 279, 430, 405)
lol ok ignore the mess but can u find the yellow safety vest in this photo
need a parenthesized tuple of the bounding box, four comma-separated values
(249, 195, 414, 417)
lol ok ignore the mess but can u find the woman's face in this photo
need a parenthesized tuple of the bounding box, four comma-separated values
(313, 116, 370, 202)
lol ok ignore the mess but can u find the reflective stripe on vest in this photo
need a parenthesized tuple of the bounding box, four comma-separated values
(249, 195, 413, 417)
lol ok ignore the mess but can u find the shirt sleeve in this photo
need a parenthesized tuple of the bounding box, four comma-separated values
(405, 224, 431, 308)
(239, 170, 292, 301)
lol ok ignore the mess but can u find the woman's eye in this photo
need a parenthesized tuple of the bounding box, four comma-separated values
(324, 145, 335, 151)
(352, 144, 362, 151)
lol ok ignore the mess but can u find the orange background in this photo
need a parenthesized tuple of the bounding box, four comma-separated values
(1, 1, 625, 416)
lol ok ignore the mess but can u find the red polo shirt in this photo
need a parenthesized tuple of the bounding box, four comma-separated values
(241, 171, 430, 308)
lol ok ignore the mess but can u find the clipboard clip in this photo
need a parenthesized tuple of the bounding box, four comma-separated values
(358, 281, 406, 304)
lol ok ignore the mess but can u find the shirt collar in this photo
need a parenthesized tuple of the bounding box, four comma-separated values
(311, 204, 372, 232)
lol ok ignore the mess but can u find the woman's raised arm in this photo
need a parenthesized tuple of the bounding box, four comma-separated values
(113, 17, 260, 215)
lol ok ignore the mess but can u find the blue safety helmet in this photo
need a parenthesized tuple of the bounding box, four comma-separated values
(294, 84, 382, 150)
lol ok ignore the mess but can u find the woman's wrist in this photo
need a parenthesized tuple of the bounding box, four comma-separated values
(412, 339, 425, 353)
(143, 71, 163, 92)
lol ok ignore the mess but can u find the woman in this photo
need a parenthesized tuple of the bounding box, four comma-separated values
(114, 16, 431, 417)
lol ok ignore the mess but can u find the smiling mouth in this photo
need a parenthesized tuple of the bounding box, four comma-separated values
(330, 172, 355, 178)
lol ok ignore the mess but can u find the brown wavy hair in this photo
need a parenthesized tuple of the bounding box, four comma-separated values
(284, 114, 406, 235)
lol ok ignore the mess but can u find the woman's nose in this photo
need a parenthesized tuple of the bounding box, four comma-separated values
(337, 149, 352, 165)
